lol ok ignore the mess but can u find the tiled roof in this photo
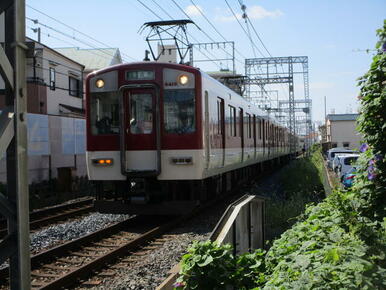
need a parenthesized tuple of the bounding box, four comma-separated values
(326, 114, 359, 121)
(54, 47, 122, 71)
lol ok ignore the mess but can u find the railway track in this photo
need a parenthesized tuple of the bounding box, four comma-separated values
(0, 195, 227, 289)
(0, 198, 94, 238)
(0, 214, 177, 289)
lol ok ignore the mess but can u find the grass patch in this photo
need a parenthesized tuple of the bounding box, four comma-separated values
(265, 149, 325, 241)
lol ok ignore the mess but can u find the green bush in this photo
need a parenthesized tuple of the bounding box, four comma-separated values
(174, 241, 267, 289)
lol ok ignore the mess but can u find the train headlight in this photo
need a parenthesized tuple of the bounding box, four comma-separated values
(92, 158, 113, 166)
(178, 74, 189, 86)
(95, 79, 105, 88)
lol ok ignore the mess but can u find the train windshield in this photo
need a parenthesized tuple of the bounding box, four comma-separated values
(90, 92, 119, 135)
(163, 89, 195, 134)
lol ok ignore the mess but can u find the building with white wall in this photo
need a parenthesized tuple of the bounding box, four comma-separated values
(157, 44, 177, 63)
(325, 114, 361, 150)
(0, 37, 87, 186)
(55, 47, 123, 75)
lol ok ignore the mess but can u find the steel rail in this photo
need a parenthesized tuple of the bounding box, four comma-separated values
(0, 198, 94, 238)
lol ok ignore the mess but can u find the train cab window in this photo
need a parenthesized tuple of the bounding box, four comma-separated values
(130, 93, 153, 134)
(164, 89, 195, 134)
(90, 92, 119, 135)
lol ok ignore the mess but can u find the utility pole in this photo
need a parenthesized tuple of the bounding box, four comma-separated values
(32, 27, 41, 43)
(324, 95, 327, 121)
(0, 0, 31, 289)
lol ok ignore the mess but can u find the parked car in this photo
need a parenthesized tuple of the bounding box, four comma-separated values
(342, 167, 357, 188)
(337, 154, 359, 179)
(332, 153, 354, 174)
(326, 148, 356, 169)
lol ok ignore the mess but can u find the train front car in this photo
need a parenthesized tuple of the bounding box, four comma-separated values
(86, 63, 203, 215)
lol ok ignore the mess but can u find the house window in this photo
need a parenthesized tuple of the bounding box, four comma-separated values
(343, 142, 350, 148)
(331, 142, 338, 148)
(49, 67, 56, 90)
(69, 76, 80, 97)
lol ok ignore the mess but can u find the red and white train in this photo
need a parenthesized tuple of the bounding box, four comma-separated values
(86, 62, 300, 214)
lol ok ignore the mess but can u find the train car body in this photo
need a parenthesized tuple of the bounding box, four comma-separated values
(86, 62, 298, 214)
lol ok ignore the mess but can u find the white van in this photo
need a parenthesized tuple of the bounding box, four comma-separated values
(327, 148, 356, 169)
(337, 154, 360, 179)
(332, 153, 353, 173)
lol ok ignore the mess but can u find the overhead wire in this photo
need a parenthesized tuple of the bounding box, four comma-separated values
(236, 0, 288, 105)
(224, 0, 265, 58)
(188, 0, 247, 65)
(170, 0, 244, 68)
(26, 4, 137, 61)
(136, 0, 222, 70)
(26, 17, 131, 63)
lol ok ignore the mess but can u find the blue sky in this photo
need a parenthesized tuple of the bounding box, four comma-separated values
(25, 0, 385, 123)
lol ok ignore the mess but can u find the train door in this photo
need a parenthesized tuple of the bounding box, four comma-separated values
(123, 88, 159, 173)
(239, 108, 244, 161)
(204, 91, 210, 169)
(262, 119, 266, 157)
(253, 115, 257, 158)
(217, 98, 225, 167)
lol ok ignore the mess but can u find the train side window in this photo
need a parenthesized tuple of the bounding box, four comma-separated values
(245, 113, 251, 138)
(130, 93, 153, 134)
(253, 114, 256, 141)
(228, 105, 236, 137)
(217, 98, 224, 134)
(238, 108, 243, 137)
(262, 119, 265, 141)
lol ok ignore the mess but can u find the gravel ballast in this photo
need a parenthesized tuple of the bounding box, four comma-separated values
(30, 213, 130, 253)
(77, 204, 227, 289)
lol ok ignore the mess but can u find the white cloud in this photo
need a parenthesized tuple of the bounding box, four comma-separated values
(216, 6, 283, 22)
(185, 4, 203, 17)
(248, 6, 283, 19)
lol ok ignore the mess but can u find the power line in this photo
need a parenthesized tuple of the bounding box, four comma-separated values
(224, 0, 265, 58)
(26, 5, 137, 61)
(170, 0, 244, 68)
(237, 0, 272, 57)
(27, 25, 133, 70)
(189, 0, 247, 63)
(246, 17, 272, 57)
(136, 0, 222, 70)
(26, 17, 131, 63)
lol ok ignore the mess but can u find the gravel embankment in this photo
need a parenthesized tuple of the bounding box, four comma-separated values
(31, 213, 130, 254)
(0, 213, 130, 270)
(77, 203, 227, 289)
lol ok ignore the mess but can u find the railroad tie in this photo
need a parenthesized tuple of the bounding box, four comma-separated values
(44, 264, 71, 271)
(93, 242, 116, 247)
(57, 257, 79, 264)
(71, 251, 100, 258)
(31, 281, 47, 287)
(31, 272, 58, 278)
(97, 270, 116, 277)
(142, 245, 159, 250)
(81, 279, 103, 286)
